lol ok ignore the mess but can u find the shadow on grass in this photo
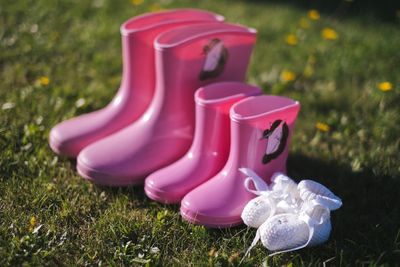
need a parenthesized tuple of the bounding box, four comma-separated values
(286, 153, 400, 263)
(246, 0, 400, 23)
(82, 152, 399, 263)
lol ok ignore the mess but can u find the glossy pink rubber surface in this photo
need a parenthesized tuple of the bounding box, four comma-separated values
(77, 22, 257, 186)
(144, 82, 262, 203)
(49, 9, 224, 157)
(180, 95, 300, 227)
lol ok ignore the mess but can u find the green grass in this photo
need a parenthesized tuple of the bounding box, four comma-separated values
(1, 0, 400, 265)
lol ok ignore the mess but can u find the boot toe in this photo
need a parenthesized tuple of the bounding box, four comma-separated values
(145, 158, 215, 204)
(49, 109, 111, 158)
(180, 201, 243, 228)
(145, 164, 193, 204)
(49, 122, 85, 157)
(180, 178, 247, 228)
(77, 139, 143, 186)
(77, 146, 121, 186)
(144, 178, 182, 204)
(76, 127, 156, 186)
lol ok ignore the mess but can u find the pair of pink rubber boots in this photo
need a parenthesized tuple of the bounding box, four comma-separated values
(49, 9, 300, 227)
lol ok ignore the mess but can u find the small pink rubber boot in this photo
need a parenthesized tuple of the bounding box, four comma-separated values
(49, 9, 224, 157)
(144, 82, 262, 203)
(180, 95, 300, 227)
(77, 23, 257, 186)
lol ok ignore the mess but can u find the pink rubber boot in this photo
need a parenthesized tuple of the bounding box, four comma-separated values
(144, 82, 262, 203)
(77, 23, 257, 186)
(180, 95, 300, 227)
(49, 9, 224, 157)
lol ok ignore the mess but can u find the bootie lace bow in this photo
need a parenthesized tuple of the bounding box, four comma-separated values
(239, 168, 342, 258)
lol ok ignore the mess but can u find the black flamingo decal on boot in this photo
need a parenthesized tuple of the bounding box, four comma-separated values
(199, 38, 228, 81)
(261, 119, 289, 164)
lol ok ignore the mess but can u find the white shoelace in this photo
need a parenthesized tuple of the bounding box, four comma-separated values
(240, 168, 300, 213)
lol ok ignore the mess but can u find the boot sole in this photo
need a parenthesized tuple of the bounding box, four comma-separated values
(49, 134, 79, 158)
(180, 205, 243, 228)
(144, 184, 182, 204)
(77, 157, 144, 187)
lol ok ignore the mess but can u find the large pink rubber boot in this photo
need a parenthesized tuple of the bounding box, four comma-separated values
(144, 82, 262, 203)
(77, 23, 257, 186)
(180, 95, 300, 227)
(49, 9, 224, 157)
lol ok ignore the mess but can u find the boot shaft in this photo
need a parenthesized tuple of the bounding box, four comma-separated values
(192, 82, 262, 155)
(228, 95, 300, 180)
(151, 23, 257, 125)
(118, 10, 224, 104)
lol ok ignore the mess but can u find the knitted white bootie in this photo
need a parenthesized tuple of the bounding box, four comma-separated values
(240, 169, 299, 228)
(241, 171, 342, 259)
(259, 202, 332, 253)
(298, 180, 343, 211)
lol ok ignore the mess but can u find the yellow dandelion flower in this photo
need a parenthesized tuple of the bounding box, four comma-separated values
(299, 18, 310, 29)
(46, 182, 55, 191)
(378, 81, 393, 92)
(30, 216, 37, 226)
(315, 122, 330, 132)
(29, 216, 37, 231)
(322, 28, 338, 40)
(308, 9, 320, 20)
(280, 70, 296, 82)
(149, 3, 162, 12)
(131, 0, 143, 6)
(286, 34, 298, 46)
(39, 76, 50, 86)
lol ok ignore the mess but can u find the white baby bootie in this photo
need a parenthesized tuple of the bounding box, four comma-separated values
(240, 168, 299, 228)
(259, 201, 332, 254)
(241, 171, 342, 259)
(298, 179, 343, 211)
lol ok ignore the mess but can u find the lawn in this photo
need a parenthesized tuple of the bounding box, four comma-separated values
(1, 0, 400, 265)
